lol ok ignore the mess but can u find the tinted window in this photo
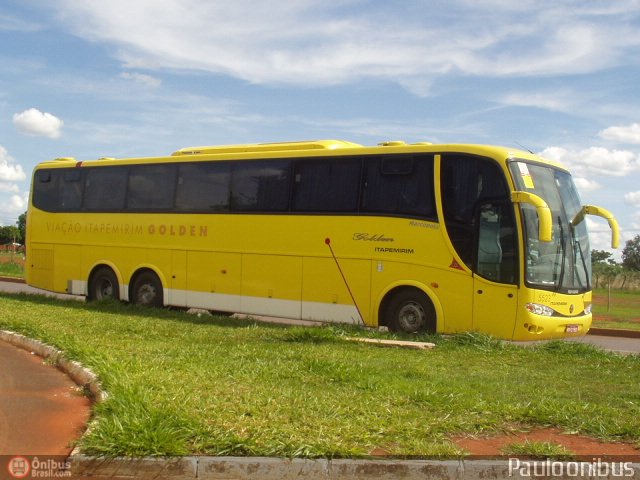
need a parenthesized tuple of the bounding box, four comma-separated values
(363, 155, 435, 218)
(32, 170, 58, 211)
(293, 159, 360, 212)
(127, 165, 176, 210)
(84, 167, 127, 211)
(60, 170, 84, 210)
(176, 162, 230, 211)
(440, 155, 509, 267)
(230, 161, 290, 211)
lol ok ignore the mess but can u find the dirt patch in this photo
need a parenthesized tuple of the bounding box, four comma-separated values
(451, 428, 640, 460)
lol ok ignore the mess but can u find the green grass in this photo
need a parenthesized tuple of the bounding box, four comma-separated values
(1, 292, 639, 458)
(0, 262, 24, 277)
(0, 252, 24, 278)
(592, 289, 640, 330)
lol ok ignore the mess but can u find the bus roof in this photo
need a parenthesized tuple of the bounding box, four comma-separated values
(38, 140, 566, 171)
(171, 139, 363, 156)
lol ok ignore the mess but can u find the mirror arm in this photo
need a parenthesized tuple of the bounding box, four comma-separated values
(511, 191, 553, 242)
(573, 205, 620, 249)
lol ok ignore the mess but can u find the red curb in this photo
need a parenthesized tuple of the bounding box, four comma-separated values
(0, 276, 25, 284)
(588, 327, 640, 339)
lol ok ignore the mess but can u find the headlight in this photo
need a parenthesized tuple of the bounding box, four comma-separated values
(584, 303, 592, 315)
(525, 303, 555, 316)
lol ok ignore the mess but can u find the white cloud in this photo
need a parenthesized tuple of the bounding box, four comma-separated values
(499, 91, 574, 112)
(0, 146, 27, 224)
(586, 217, 620, 252)
(0, 145, 26, 182)
(120, 72, 162, 88)
(0, 183, 19, 193)
(539, 146, 638, 177)
(46, 0, 640, 93)
(0, 193, 28, 222)
(624, 191, 640, 207)
(573, 177, 601, 194)
(599, 123, 640, 144)
(13, 108, 64, 139)
(7, 194, 26, 212)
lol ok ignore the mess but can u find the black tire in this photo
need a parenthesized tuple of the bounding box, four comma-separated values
(88, 267, 120, 301)
(131, 271, 164, 307)
(386, 290, 436, 334)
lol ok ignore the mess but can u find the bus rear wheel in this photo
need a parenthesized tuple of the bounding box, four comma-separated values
(88, 267, 120, 301)
(131, 271, 164, 307)
(386, 290, 436, 334)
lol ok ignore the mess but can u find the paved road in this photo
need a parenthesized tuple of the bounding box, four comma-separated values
(566, 333, 640, 355)
(0, 278, 79, 300)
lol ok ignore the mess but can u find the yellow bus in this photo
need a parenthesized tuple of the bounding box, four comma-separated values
(26, 140, 619, 340)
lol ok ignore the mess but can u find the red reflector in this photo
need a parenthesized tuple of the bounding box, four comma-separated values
(449, 259, 464, 270)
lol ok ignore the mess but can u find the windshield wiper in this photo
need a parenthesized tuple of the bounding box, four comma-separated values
(571, 225, 590, 290)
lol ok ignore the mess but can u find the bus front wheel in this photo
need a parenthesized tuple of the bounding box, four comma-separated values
(88, 267, 120, 301)
(131, 271, 164, 308)
(385, 290, 436, 334)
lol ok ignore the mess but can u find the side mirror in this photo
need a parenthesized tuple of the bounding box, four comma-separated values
(510, 191, 552, 242)
(572, 205, 620, 249)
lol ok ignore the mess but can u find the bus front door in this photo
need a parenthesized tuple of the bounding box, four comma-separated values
(472, 202, 519, 339)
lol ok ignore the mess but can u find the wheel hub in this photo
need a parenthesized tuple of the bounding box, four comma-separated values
(137, 284, 156, 305)
(398, 301, 425, 330)
(98, 280, 113, 299)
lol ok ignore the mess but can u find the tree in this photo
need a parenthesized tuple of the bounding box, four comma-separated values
(591, 249, 613, 266)
(591, 249, 617, 288)
(17, 212, 26, 244)
(622, 235, 640, 271)
(0, 226, 20, 245)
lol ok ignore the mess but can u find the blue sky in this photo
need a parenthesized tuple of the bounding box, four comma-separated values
(1, 0, 639, 256)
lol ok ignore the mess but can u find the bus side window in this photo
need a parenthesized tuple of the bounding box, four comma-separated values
(176, 162, 231, 212)
(127, 165, 177, 211)
(292, 159, 360, 212)
(60, 170, 84, 210)
(84, 167, 128, 211)
(363, 155, 435, 219)
(230, 160, 290, 212)
(33, 170, 59, 211)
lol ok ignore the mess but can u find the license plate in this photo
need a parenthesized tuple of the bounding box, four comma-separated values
(565, 324, 579, 333)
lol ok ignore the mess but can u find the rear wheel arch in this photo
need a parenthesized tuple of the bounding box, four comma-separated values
(129, 268, 165, 307)
(87, 264, 121, 301)
(378, 285, 440, 334)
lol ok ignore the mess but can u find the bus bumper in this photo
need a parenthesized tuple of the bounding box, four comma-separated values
(512, 313, 593, 341)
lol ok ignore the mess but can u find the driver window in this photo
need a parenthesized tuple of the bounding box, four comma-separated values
(440, 154, 510, 268)
(475, 202, 517, 284)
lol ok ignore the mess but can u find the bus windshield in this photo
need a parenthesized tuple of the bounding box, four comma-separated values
(509, 160, 591, 293)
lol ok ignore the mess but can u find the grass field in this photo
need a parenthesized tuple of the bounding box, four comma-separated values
(0, 292, 638, 458)
(592, 288, 640, 330)
(0, 251, 25, 278)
